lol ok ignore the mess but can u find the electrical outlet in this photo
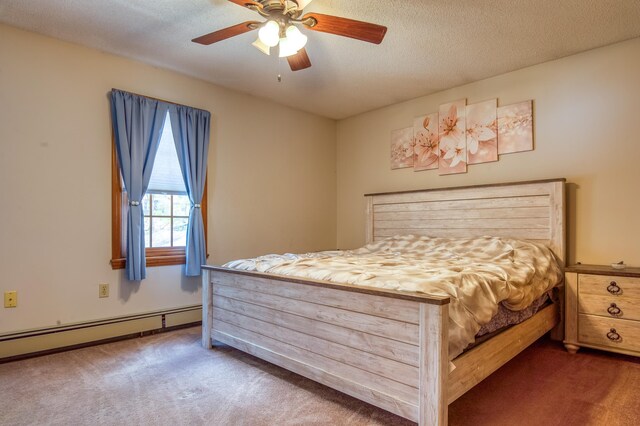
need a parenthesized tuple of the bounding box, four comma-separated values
(99, 283, 109, 298)
(4, 291, 17, 308)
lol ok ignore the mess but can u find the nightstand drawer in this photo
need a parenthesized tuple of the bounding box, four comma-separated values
(579, 274, 640, 298)
(578, 314, 640, 353)
(579, 294, 640, 321)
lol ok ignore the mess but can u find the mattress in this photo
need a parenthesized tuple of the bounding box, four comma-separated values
(224, 235, 563, 359)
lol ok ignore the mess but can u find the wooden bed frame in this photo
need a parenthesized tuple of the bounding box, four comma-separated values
(202, 178, 566, 425)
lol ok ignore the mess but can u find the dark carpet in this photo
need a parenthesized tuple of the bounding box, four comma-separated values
(1, 326, 638, 425)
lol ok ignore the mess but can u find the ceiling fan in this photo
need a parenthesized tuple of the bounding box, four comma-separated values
(192, 0, 387, 71)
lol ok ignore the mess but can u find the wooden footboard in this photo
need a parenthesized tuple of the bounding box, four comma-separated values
(203, 266, 561, 425)
(202, 266, 450, 425)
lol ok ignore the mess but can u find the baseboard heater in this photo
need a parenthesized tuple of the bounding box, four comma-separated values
(0, 305, 202, 362)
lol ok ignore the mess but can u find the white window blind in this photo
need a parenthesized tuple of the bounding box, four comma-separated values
(147, 112, 186, 194)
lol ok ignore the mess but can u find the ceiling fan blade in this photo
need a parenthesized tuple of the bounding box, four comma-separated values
(302, 13, 387, 44)
(227, 0, 263, 11)
(192, 21, 260, 45)
(287, 48, 312, 71)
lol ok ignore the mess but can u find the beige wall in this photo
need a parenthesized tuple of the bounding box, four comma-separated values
(337, 37, 640, 266)
(0, 24, 336, 334)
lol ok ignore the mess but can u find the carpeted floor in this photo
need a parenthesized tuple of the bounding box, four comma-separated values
(2, 327, 639, 426)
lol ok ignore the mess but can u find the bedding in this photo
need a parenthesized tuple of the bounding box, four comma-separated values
(477, 291, 550, 338)
(224, 235, 563, 359)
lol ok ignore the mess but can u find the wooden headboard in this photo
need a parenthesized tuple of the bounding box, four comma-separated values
(364, 178, 566, 264)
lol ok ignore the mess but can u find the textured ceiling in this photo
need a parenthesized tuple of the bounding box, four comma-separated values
(1, 0, 640, 119)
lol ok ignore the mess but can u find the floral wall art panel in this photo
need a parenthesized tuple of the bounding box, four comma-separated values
(466, 99, 498, 164)
(498, 100, 533, 154)
(390, 127, 415, 169)
(438, 99, 467, 175)
(413, 113, 439, 171)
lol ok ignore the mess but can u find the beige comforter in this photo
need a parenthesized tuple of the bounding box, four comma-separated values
(224, 235, 563, 359)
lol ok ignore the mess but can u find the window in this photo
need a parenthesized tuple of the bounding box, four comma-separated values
(143, 193, 190, 248)
(111, 110, 207, 269)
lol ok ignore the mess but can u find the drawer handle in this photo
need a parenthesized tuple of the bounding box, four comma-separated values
(607, 281, 622, 295)
(607, 303, 622, 316)
(606, 328, 622, 342)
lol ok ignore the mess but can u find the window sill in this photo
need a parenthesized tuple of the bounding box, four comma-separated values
(110, 254, 186, 270)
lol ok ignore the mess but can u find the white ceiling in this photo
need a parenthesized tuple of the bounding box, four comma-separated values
(1, 0, 640, 119)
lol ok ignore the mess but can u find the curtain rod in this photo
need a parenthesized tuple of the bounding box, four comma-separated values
(110, 88, 210, 114)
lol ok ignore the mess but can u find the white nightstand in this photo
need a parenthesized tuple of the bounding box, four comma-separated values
(565, 264, 640, 356)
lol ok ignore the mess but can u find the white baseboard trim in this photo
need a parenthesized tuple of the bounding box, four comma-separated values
(0, 305, 202, 361)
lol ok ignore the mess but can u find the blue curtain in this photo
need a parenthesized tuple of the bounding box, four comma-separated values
(111, 89, 169, 280)
(169, 105, 211, 276)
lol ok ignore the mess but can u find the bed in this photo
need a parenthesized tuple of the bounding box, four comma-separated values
(201, 178, 566, 425)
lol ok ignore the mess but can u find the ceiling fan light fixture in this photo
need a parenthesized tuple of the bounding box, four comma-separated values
(252, 38, 271, 55)
(192, 1, 387, 72)
(278, 36, 299, 58)
(258, 20, 280, 47)
(285, 25, 308, 51)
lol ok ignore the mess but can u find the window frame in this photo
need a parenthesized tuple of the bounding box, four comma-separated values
(110, 132, 208, 270)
